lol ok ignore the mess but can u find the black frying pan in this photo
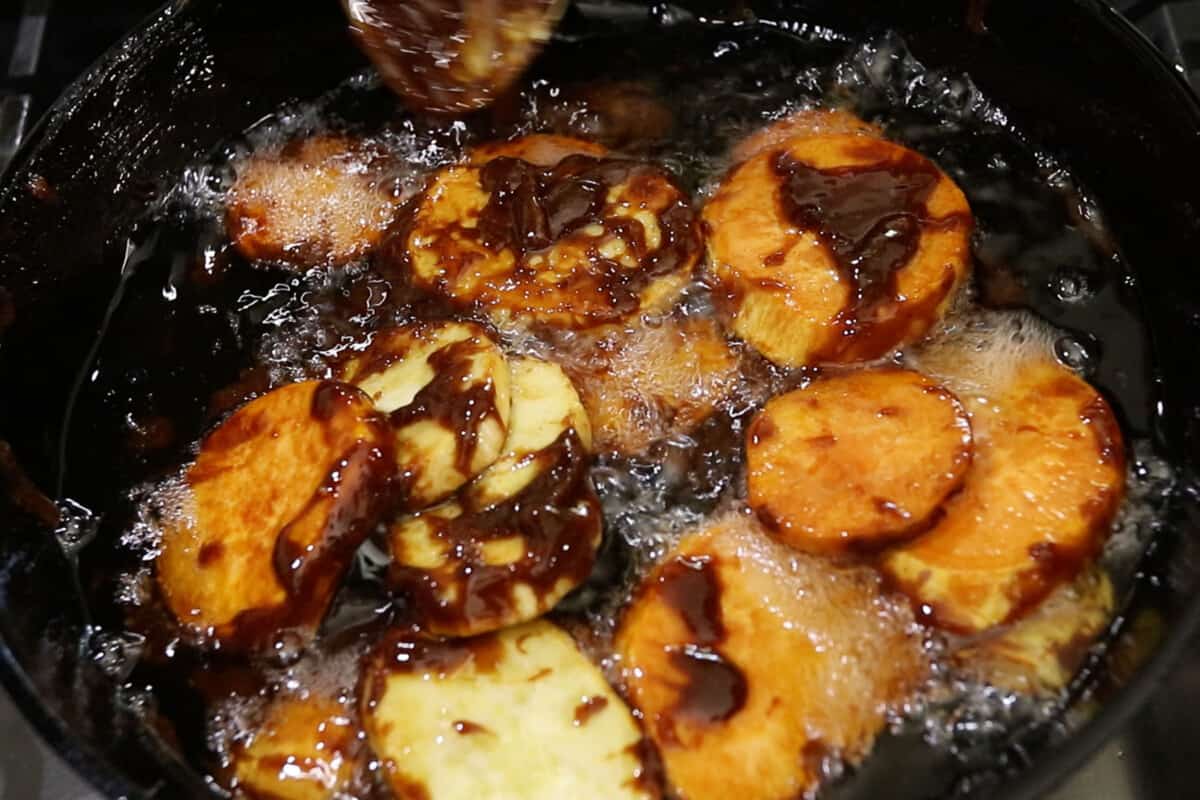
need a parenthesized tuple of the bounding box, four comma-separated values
(1, 1, 1199, 798)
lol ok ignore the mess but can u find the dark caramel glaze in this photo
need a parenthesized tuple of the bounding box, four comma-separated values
(388, 338, 501, 480)
(573, 694, 610, 727)
(211, 382, 394, 652)
(649, 555, 748, 733)
(389, 430, 603, 635)
(772, 144, 971, 360)
(394, 153, 703, 328)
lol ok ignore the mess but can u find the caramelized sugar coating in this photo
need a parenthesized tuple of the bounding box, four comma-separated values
(883, 359, 1125, 633)
(400, 135, 703, 329)
(226, 136, 399, 268)
(389, 358, 600, 637)
(232, 693, 361, 800)
(346, 0, 564, 114)
(731, 108, 882, 164)
(955, 567, 1114, 694)
(563, 316, 742, 456)
(703, 133, 972, 367)
(746, 369, 973, 555)
(339, 321, 511, 511)
(156, 381, 389, 649)
(615, 513, 927, 800)
(360, 621, 652, 799)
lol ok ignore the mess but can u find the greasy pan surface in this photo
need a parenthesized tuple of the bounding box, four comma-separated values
(1, 0, 1199, 797)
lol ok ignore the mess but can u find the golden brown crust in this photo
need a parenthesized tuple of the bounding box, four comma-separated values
(703, 133, 972, 367)
(232, 694, 361, 800)
(156, 381, 390, 649)
(747, 368, 973, 555)
(883, 360, 1126, 633)
(615, 513, 927, 800)
(731, 108, 882, 164)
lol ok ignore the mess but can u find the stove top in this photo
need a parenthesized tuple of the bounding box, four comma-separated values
(1, 1, 1198, 798)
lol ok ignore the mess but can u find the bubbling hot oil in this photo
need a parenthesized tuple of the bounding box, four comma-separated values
(79, 26, 1178, 800)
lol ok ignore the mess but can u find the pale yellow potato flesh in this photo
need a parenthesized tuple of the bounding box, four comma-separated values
(360, 621, 652, 800)
(389, 357, 600, 637)
(339, 321, 511, 510)
(616, 513, 927, 800)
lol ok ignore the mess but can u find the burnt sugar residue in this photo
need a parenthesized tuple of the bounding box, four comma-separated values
(453, 719, 492, 735)
(653, 555, 749, 729)
(388, 430, 602, 635)
(772, 144, 970, 359)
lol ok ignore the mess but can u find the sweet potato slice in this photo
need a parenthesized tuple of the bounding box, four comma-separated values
(388, 358, 600, 637)
(339, 321, 511, 511)
(156, 381, 389, 649)
(883, 359, 1125, 632)
(401, 137, 702, 329)
(360, 621, 652, 799)
(746, 368, 972, 555)
(615, 512, 926, 800)
(703, 133, 971, 367)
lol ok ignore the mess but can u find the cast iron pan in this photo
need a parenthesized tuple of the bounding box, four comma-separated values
(1, 0, 1199, 797)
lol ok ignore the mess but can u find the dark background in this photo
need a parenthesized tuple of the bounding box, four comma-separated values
(1, 1, 1199, 798)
